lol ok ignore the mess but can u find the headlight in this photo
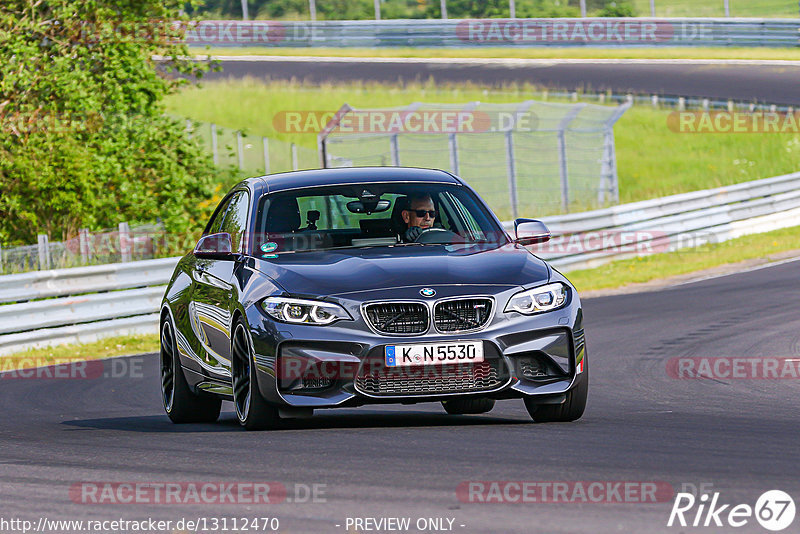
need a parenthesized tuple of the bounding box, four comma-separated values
(261, 297, 352, 325)
(505, 282, 569, 315)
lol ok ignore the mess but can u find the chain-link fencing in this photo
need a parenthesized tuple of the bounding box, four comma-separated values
(0, 223, 166, 275)
(319, 101, 630, 220)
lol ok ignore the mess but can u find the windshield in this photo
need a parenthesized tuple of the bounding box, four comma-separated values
(252, 183, 508, 254)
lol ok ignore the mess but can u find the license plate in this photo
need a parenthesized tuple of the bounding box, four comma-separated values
(385, 341, 484, 367)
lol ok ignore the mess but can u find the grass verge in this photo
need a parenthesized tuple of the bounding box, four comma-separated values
(565, 225, 800, 292)
(164, 79, 800, 205)
(191, 46, 800, 61)
(1, 334, 159, 371)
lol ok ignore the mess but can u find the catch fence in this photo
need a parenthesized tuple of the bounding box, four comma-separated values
(318, 100, 630, 219)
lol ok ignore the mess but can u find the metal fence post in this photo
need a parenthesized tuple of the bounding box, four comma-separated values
(580, 0, 586, 17)
(599, 130, 614, 205)
(309, 0, 317, 21)
(374, 0, 381, 20)
(0, 243, 3, 274)
(556, 104, 587, 214)
(601, 102, 631, 205)
(504, 130, 518, 220)
(650, 0, 656, 16)
(556, 131, 570, 213)
(390, 134, 400, 166)
(509, 0, 516, 18)
(236, 130, 244, 170)
(448, 133, 459, 176)
(37, 234, 50, 270)
(79, 228, 91, 265)
(241, 0, 249, 20)
(291, 143, 299, 170)
(211, 123, 219, 166)
(724, 0, 730, 16)
(440, 0, 447, 19)
(185, 119, 192, 139)
(119, 222, 131, 262)
(263, 137, 270, 174)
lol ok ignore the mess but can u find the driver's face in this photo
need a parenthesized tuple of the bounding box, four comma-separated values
(403, 197, 435, 229)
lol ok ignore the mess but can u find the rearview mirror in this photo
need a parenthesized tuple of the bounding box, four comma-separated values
(513, 219, 551, 245)
(347, 199, 391, 214)
(194, 232, 234, 259)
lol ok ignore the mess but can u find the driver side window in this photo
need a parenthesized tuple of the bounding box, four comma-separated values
(206, 198, 231, 236)
(219, 191, 250, 253)
(204, 191, 250, 254)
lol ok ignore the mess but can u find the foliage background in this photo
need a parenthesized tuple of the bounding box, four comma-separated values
(0, 0, 236, 248)
(189, 0, 637, 20)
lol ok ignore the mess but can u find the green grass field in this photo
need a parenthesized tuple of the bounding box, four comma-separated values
(164, 79, 800, 206)
(631, 0, 798, 17)
(192, 46, 800, 61)
(566, 225, 800, 291)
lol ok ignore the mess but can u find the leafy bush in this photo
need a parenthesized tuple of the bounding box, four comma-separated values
(202, 0, 583, 20)
(0, 0, 235, 249)
(598, 1, 637, 17)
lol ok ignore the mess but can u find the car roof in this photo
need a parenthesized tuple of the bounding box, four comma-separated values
(247, 167, 461, 194)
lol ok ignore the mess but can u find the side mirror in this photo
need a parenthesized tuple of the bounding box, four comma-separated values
(194, 232, 234, 259)
(513, 219, 551, 245)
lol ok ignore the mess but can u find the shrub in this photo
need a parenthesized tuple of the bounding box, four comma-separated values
(0, 0, 235, 249)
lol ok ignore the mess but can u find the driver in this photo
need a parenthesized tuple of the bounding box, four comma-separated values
(401, 194, 437, 242)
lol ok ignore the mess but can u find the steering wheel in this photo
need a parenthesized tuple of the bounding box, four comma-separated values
(414, 227, 460, 244)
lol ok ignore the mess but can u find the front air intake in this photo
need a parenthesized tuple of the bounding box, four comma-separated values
(363, 302, 429, 335)
(434, 298, 493, 333)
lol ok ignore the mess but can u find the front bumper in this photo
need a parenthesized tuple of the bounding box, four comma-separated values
(244, 286, 586, 409)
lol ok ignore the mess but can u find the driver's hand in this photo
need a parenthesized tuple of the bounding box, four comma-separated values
(404, 226, 423, 242)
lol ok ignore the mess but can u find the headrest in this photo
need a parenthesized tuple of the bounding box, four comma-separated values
(266, 196, 301, 234)
(391, 196, 410, 234)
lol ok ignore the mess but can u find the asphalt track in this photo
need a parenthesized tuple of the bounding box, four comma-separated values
(203, 56, 800, 105)
(2, 259, 799, 533)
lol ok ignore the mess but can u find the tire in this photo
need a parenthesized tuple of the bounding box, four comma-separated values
(231, 319, 281, 431)
(442, 397, 496, 415)
(524, 355, 588, 423)
(160, 318, 221, 424)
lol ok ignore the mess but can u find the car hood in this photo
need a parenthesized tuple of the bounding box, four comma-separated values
(250, 243, 550, 297)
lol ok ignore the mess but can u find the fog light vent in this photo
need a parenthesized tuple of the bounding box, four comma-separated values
(302, 377, 333, 390)
(519, 357, 547, 379)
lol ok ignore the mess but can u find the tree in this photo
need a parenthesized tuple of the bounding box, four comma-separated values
(0, 0, 231, 248)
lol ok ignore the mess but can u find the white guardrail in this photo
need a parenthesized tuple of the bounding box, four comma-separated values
(187, 18, 800, 48)
(2, 171, 800, 355)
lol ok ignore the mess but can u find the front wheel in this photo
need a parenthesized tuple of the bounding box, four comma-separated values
(231, 320, 281, 431)
(524, 356, 588, 423)
(160, 318, 221, 424)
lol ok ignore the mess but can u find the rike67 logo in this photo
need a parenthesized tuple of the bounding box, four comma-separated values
(668, 490, 796, 531)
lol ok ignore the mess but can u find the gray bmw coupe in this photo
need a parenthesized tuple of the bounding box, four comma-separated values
(160, 167, 587, 429)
